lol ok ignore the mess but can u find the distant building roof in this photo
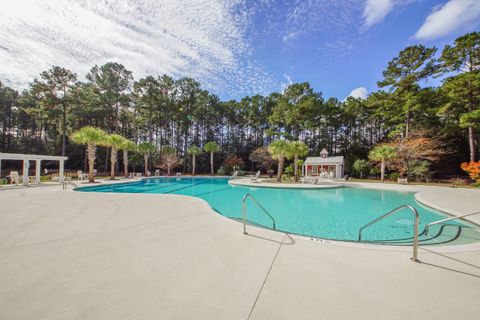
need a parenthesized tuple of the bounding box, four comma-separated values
(320, 148, 329, 155)
(304, 156, 344, 165)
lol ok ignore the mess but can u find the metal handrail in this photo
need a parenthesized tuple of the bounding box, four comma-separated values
(62, 180, 79, 190)
(425, 211, 480, 235)
(242, 193, 276, 234)
(358, 205, 420, 262)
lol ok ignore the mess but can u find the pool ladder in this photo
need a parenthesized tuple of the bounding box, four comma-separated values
(242, 193, 276, 234)
(358, 205, 420, 262)
(62, 180, 79, 190)
(359, 206, 480, 262)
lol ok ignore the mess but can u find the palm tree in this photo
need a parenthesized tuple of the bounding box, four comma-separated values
(268, 140, 290, 182)
(161, 146, 177, 175)
(204, 141, 220, 174)
(70, 126, 107, 183)
(137, 142, 156, 176)
(286, 141, 309, 182)
(187, 145, 202, 175)
(369, 144, 397, 182)
(104, 134, 126, 179)
(120, 139, 136, 178)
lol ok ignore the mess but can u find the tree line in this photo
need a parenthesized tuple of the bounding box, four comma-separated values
(0, 32, 478, 178)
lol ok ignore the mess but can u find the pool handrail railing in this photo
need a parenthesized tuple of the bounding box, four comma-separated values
(242, 193, 276, 234)
(358, 204, 420, 262)
(424, 211, 480, 236)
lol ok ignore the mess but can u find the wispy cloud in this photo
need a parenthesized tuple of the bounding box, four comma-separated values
(0, 0, 275, 99)
(344, 86, 368, 100)
(282, 0, 363, 44)
(414, 0, 480, 40)
(362, 0, 397, 27)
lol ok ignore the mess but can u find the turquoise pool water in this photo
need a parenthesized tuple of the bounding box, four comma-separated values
(77, 177, 480, 245)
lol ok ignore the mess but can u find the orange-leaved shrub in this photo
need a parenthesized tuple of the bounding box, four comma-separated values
(461, 161, 480, 184)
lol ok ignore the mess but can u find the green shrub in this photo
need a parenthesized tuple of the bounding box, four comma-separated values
(388, 172, 400, 180)
(370, 166, 380, 176)
(217, 166, 226, 175)
(284, 164, 294, 180)
(353, 159, 370, 179)
(409, 160, 432, 182)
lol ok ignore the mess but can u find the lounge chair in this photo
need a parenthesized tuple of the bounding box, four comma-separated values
(77, 170, 85, 180)
(250, 171, 260, 182)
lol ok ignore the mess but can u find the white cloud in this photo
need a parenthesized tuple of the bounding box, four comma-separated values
(345, 87, 368, 100)
(0, 0, 275, 99)
(363, 0, 396, 26)
(414, 0, 480, 40)
(280, 74, 293, 93)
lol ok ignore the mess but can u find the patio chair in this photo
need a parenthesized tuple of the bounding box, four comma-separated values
(77, 170, 85, 180)
(9, 171, 19, 185)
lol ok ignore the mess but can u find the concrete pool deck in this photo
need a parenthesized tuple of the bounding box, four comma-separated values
(1, 182, 479, 319)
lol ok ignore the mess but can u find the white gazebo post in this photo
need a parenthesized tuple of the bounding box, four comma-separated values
(22, 160, 30, 185)
(59, 160, 65, 183)
(35, 160, 41, 184)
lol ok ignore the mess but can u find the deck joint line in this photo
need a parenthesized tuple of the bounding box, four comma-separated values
(247, 233, 287, 320)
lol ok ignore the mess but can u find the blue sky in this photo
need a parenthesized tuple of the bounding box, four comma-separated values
(1, 0, 479, 100)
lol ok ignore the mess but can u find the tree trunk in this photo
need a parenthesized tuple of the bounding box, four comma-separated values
(167, 164, 171, 176)
(110, 147, 117, 179)
(277, 157, 284, 182)
(294, 155, 299, 182)
(87, 144, 95, 183)
(144, 155, 149, 176)
(123, 150, 129, 178)
(192, 154, 196, 175)
(104, 147, 109, 175)
(380, 160, 385, 182)
(405, 109, 410, 139)
(61, 108, 66, 157)
(210, 152, 214, 175)
(468, 126, 478, 162)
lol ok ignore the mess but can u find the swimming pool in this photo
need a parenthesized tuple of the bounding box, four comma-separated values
(77, 177, 480, 245)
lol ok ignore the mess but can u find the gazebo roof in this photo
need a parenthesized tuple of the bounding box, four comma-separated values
(0, 153, 68, 161)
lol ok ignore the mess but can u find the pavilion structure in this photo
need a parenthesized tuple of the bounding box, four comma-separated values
(0, 153, 68, 185)
(302, 148, 344, 179)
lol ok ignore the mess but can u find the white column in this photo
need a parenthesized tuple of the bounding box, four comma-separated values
(22, 160, 30, 185)
(35, 160, 41, 184)
(59, 160, 65, 183)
